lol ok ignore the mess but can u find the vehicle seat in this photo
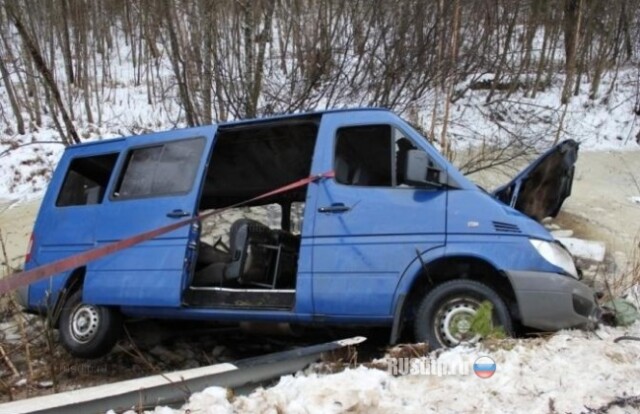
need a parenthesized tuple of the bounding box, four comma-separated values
(197, 241, 231, 268)
(193, 219, 273, 286)
(351, 163, 370, 186)
(335, 155, 350, 184)
(335, 155, 370, 186)
(270, 231, 300, 288)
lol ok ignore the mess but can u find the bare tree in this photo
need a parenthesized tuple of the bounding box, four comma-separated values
(0, 51, 25, 134)
(561, 0, 584, 104)
(5, 1, 80, 145)
(0, 0, 637, 157)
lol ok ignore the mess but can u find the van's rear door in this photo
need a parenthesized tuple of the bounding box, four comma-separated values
(84, 126, 216, 307)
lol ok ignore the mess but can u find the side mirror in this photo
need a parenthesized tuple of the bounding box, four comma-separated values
(404, 150, 447, 187)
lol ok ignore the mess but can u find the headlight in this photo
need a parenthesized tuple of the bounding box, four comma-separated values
(529, 239, 578, 279)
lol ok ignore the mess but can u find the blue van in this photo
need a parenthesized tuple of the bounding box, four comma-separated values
(15, 108, 598, 358)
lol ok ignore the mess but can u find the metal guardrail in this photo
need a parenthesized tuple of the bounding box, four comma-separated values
(0, 336, 366, 414)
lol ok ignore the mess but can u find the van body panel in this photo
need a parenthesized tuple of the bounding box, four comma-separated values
(446, 189, 552, 241)
(442, 236, 559, 272)
(312, 234, 443, 317)
(83, 125, 217, 307)
(26, 140, 127, 310)
(119, 306, 308, 322)
(118, 306, 393, 324)
(389, 235, 562, 315)
(28, 270, 73, 312)
(308, 111, 447, 318)
(295, 239, 314, 315)
(390, 245, 448, 307)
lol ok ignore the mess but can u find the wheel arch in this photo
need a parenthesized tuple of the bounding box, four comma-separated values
(51, 266, 86, 327)
(390, 253, 519, 343)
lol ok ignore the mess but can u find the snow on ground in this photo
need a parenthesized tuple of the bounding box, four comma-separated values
(556, 237, 607, 262)
(123, 323, 640, 414)
(423, 68, 640, 154)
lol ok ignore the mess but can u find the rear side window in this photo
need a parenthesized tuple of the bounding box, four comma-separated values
(56, 153, 119, 207)
(113, 137, 205, 199)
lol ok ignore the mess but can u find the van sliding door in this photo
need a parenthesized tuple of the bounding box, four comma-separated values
(83, 126, 217, 307)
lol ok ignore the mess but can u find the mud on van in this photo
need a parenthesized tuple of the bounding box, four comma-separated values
(16, 108, 599, 358)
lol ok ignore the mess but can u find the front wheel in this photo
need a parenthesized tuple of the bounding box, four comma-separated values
(59, 290, 122, 358)
(414, 280, 513, 349)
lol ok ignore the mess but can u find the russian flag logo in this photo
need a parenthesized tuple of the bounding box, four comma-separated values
(473, 356, 496, 378)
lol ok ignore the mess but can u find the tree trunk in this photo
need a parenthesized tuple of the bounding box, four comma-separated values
(7, 2, 80, 145)
(164, 0, 199, 126)
(561, 0, 583, 104)
(59, 0, 74, 84)
(440, 0, 460, 158)
(0, 55, 26, 134)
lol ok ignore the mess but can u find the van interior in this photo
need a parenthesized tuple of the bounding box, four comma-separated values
(185, 116, 320, 310)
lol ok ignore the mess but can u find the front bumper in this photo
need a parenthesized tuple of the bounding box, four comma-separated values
(506, 270, 599, 331)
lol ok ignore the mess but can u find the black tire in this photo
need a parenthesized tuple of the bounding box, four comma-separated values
(59, 290, 122, 358)
(414, 280, 513, 349)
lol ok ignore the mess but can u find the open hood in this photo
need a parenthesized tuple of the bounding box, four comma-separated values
(493, 140, 579, 221)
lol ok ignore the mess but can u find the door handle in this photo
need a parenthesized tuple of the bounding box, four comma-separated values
(318, 203, 351, 213)
(167, 209, 190, 218)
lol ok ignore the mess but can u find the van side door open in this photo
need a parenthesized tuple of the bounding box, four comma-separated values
(83, 126, 217, 307)
(310, 112, 447, 318)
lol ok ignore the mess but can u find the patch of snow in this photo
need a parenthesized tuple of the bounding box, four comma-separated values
(556, 237, 607, 262)
(551, 229, 574, 238)
(13, 378, 27, 387)
(135, 323, 640, 414)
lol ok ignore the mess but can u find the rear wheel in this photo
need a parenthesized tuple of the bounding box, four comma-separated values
(414, 280, 513, 349)
(59, 290, 122, 358)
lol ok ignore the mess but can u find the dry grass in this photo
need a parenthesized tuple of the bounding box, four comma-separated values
(603, 236, 640, 300)
(0, 230, 79, 401)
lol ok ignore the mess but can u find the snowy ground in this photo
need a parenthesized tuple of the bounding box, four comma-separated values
(118, 322, 640, 414)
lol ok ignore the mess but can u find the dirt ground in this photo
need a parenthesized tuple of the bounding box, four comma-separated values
(560, 150, 640, 253)
(0, 198, 39, 276)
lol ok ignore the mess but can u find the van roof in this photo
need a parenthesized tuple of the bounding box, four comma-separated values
(218, 107, 389, 127)
(67, 107, 390, 150)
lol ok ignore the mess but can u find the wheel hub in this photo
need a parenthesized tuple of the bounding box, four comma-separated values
(70, 304, 100, 343)
(437, 301, 482, 346)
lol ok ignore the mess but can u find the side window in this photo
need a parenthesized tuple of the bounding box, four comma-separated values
(113, 137, 205, 199)
(334, 125, 392, 186)
(334, 125, 426, 187)
(56, 153, 119, 207)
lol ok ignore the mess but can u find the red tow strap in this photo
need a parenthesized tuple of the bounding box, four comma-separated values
(0, 171, 335, 295)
